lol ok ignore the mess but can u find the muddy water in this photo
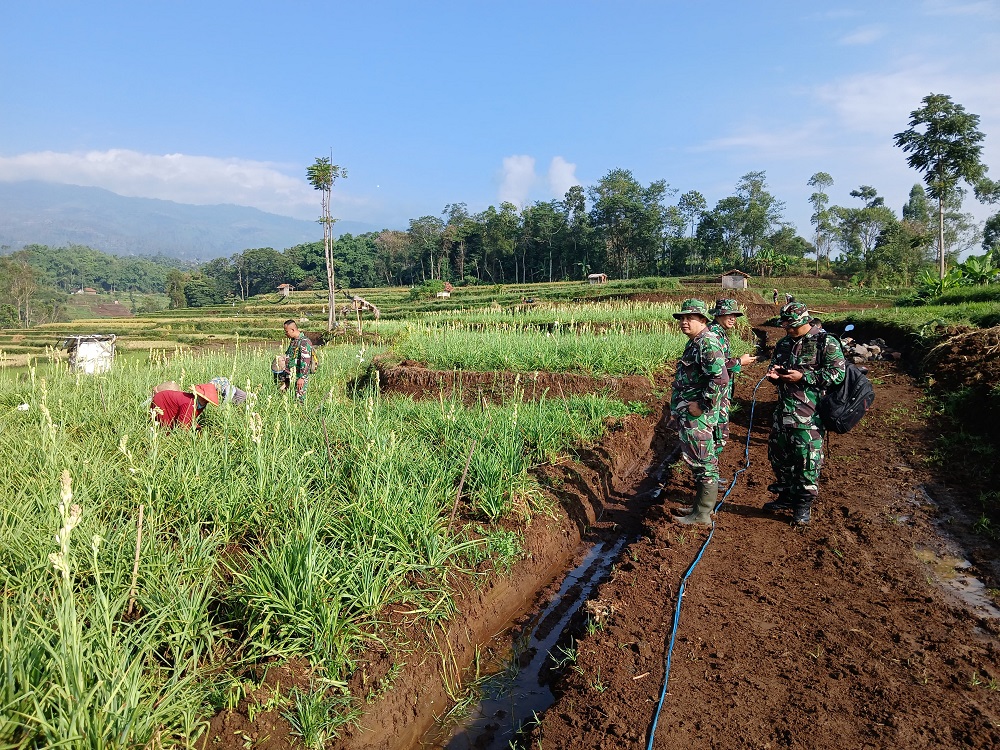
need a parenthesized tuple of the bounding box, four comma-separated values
(912, 484, 1000, 619)
(421, 537, 626, 749)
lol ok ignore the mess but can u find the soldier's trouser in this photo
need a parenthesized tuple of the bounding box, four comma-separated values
(678, 410, 720, 485)
(295, 375, 309, 403)
(767, 425, 824, 504)
(713, 384, 733, 457)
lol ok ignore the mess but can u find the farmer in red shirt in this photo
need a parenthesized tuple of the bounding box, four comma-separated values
(150, 382, 219, 429)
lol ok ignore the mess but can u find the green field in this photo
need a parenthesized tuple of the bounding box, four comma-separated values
(5, 276, 997, 747)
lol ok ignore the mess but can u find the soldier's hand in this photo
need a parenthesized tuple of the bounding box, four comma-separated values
(687, 402, 703, 417)
(738, 353, 757, 367)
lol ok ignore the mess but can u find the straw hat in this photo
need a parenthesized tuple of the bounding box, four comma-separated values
(152, 381, 181, 394)
(190, 383, 220, 407)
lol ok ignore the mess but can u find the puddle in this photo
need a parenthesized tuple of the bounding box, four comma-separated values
(910, 484, 1000, 619)
(421, 537, 626, 749)
(914, 546, 1000, 619)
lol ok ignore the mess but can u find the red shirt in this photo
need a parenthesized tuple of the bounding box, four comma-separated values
(151, 390, 198, 428)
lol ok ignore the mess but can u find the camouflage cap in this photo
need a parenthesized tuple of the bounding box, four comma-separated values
(672, 299, 711, 320)
(710, 298, 744, 317)
(778, 301, 811, 327)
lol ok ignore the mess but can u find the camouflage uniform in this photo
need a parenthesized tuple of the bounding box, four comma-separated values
(707, 298, 746, 457)
(285, 333, 314, 402)
(768, 303, 846, 515)
(670, 310, 729, 486)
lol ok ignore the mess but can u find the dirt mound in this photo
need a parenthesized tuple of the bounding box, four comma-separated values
(529, 362, 1000, 749)
(373, 358, 662, 405)
(923, 325, 1000, 391)
(625, 289, 768, 307)
(94, 302, 133, 317)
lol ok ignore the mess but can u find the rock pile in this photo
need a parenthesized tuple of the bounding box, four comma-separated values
(841, 336, 901, 363)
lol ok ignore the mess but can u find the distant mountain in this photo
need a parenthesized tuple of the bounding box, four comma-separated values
(0, 181, 380, 260)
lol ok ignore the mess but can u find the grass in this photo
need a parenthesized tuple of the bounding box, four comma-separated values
(392, 323, 752, 378)
(0, 340, 637, 744)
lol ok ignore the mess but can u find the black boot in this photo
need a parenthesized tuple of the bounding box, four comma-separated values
(677, 482, 718, 525)
(763, 494, 795, 512)
(791, 501, 812, 525)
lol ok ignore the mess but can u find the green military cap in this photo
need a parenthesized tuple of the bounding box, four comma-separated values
(710, 298, 744, 317)
(672, 299, 711, 320)
(779, 301, 811, 327)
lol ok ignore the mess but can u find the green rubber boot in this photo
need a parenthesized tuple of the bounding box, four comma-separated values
(677, 482, 718, 525)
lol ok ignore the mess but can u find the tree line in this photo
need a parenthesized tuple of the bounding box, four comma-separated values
(3, 93, 998, 321)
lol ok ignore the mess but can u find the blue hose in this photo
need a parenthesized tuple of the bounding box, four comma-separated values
(646, 375, 770, 750)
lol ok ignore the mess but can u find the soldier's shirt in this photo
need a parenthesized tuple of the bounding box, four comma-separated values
(670, 328, 729, 418)
(771, 326, 846, 428)
(286, 334, 314, 379)
(708, 321, 743, 379)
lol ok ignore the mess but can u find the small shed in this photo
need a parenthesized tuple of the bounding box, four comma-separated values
(721, 269, 750, 290)
(60, 334, 116, 374)
(435, 290, 451, 298)
(277, 283, 295, 298)
(587, 273, 608, 285)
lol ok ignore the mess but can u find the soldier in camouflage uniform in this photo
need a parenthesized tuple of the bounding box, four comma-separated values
(708, 299, 758, 468)
(669, 299, 730, 525)
(283, 319, 314, 403)
(765, 302, 846, 525)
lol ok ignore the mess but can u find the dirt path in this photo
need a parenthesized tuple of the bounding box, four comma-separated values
(530, 362, 1000, 749)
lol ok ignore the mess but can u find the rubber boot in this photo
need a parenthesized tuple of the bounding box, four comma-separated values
(763, 493, 795, 513)
(676, 482, 718, 525)
(791, 501, 812, 526)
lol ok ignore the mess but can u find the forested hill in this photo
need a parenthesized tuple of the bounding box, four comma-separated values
(0, 181, 378, 260)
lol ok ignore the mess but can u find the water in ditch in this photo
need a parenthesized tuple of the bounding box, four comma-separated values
(421, 536, 626, 749)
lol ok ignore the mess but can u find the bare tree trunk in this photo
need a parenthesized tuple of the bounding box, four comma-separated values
(938, 195, 946, 280)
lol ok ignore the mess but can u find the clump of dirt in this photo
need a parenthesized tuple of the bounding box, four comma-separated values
(923, 325, 1000, 392)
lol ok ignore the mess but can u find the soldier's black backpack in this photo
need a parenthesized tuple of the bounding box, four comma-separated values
(817, 333, 875, 434)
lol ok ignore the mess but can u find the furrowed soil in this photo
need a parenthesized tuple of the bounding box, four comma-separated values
(530, 358, 1000, 749)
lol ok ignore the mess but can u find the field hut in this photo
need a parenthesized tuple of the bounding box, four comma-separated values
(60, 334, 116, 374)
(277, 283, 294, 298)
(435, 290, 451, 298)
(587, 273, 608, 285)
(721, 269, 750, 290)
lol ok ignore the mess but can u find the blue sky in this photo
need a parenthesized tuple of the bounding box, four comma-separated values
(2, 1, 998, 238)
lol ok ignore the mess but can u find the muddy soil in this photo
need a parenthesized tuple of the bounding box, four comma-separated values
(374, 358, 661, 406)
(530, 362, 1000, 749)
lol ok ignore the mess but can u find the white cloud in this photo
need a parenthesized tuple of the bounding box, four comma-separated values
(0, 149, 364, 219)
(693, 122, 826, 159)
(497, 155, 537, 207)
(838, 25, 885, 45)
(547, 156, 580, 199)
(814, 62, 1000, 136)
(921, 0, 1000, 18)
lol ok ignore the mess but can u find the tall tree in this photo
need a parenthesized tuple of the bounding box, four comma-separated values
(735, 171, 786, 262)
(807, 172, 834, 274)
(893, 93, 988, 278)
(307, 155, 348, 330)
(677, 190, 707, 238)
